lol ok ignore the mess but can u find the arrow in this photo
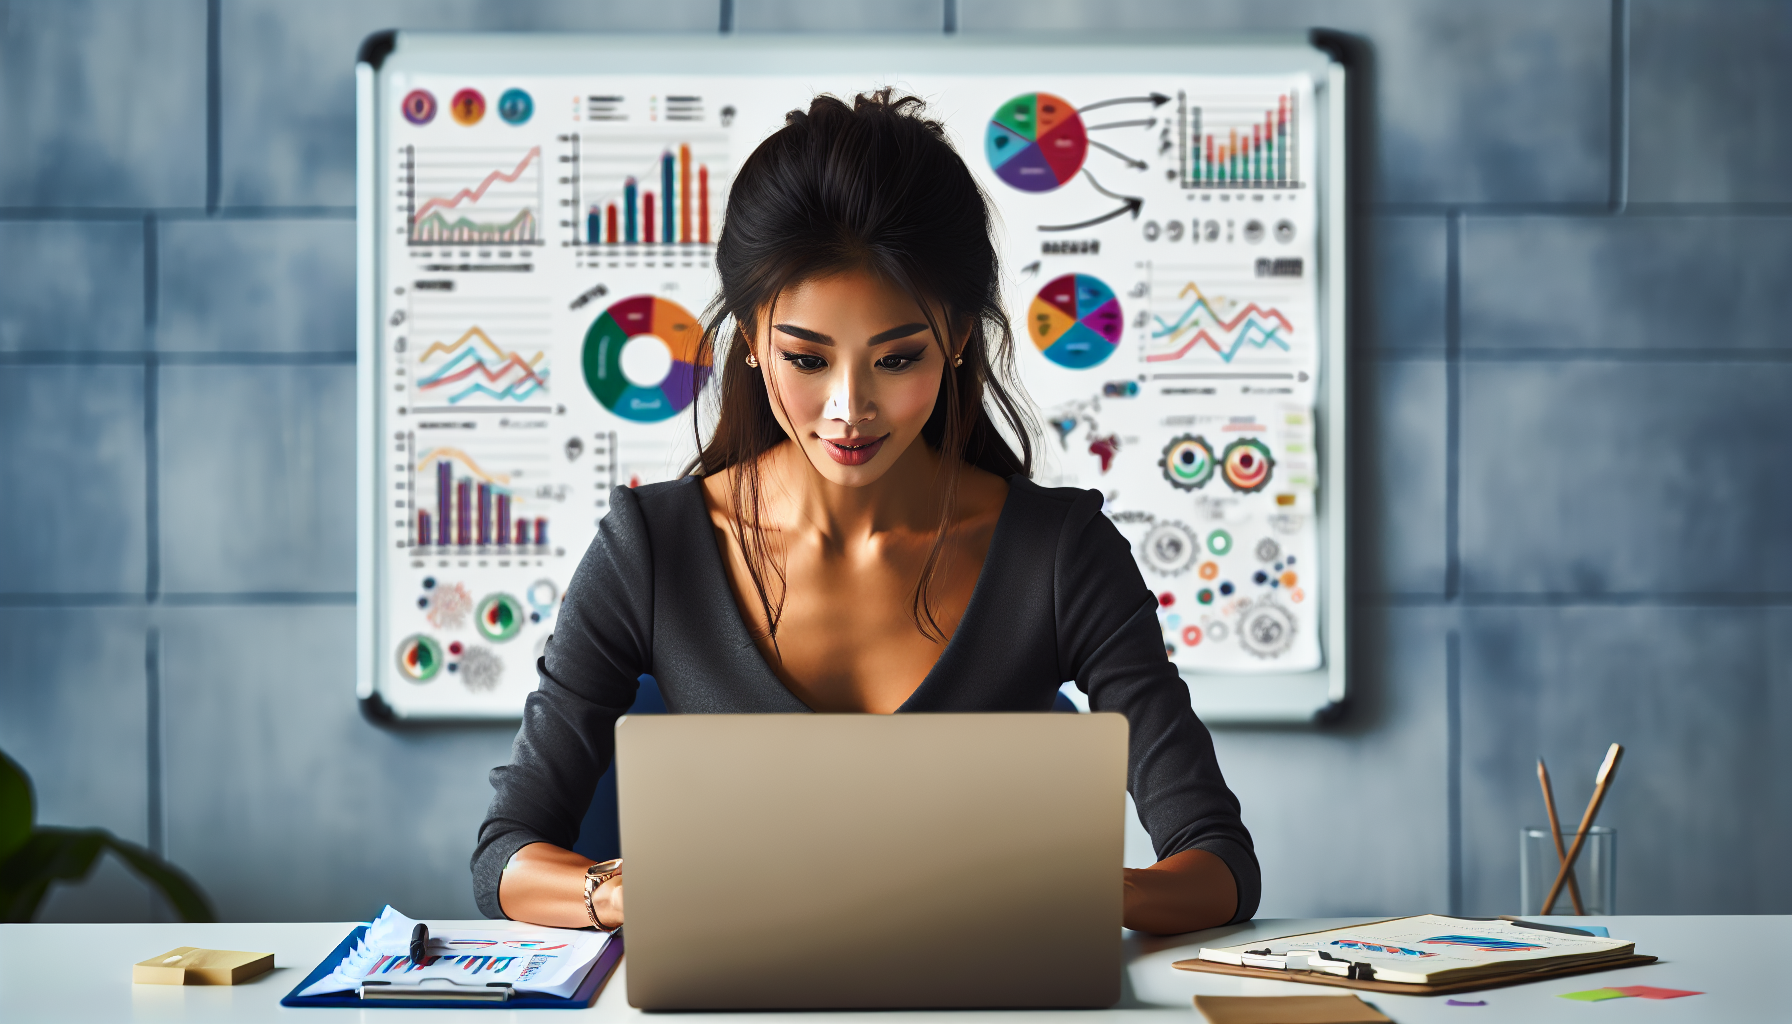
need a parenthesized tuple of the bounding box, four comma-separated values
(1078, 93, 1170, 114)
(1090, 140, 1146, 170)
(1020, 261, 1041, 278)
(1037, 170, 1143, 233)
(1087, 118, 1155, 132)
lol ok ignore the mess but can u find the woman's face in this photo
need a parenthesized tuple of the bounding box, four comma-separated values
(749, 268, 956, 487)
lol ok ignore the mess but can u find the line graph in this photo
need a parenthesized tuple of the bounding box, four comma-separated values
(405, 146, 543, 244)
(416, 326, 548, 404)
(1146, 281, 1293, 363)
(1141, 266, 1308, 368)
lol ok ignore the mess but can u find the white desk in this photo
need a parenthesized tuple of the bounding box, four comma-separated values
(1, 916, 1777, 1022)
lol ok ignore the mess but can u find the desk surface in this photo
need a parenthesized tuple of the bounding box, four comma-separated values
(0, 915, 1776, 1022)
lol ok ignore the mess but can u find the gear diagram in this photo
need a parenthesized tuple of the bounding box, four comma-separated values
(1141, 520, 1200, 576)
(1237, 602, 1297, 659)
(1221, 438, 1275, 492)
(1159, 434, 1215, 491)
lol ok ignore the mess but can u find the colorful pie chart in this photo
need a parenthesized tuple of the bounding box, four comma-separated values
(582, 295, 710, 422)
(1028, 274, 1123, 368)
(396, 634, 443, 682)
(986, 92, 1088, 192)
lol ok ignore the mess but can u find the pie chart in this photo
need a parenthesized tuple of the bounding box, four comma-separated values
(582, 295, 710, 422)
(1028, 274, 1123, 368)
(986, 92, 1088, 193)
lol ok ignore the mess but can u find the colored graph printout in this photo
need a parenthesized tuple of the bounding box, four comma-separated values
(1142, 263, 1311, 374)
(407, 146, 543, 244)
(297, 907, 608, 999)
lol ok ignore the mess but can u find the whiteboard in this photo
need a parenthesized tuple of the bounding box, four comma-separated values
(355, 33, 1349, 723)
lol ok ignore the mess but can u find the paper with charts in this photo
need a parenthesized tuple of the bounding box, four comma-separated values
(376, 68, 1328, 716)
(298, 905, 609, 999)
(1197, 916, 1637, 985)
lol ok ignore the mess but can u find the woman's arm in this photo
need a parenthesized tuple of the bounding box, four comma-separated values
(1051, 487, 1261, 927)
(1122, 848, 1237, 935)
(471, 487, 656, 918)
(497, 842, 624, 929)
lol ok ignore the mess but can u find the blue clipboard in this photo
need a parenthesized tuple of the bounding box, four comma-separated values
(280, 924, 623, 1009)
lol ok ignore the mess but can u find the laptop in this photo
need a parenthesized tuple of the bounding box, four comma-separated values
(615, 712, 1128, 1010)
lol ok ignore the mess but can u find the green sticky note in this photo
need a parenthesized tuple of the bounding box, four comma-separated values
(1559, 988, 1628, 1002)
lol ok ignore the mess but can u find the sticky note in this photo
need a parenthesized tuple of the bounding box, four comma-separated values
(1611, 986, 1701, 1000)
(1558, 988, 1627, 1001)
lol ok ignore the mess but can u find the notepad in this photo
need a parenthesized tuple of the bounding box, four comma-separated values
(1196, 915, 1636, 986)
(295, 906, 611, 1000)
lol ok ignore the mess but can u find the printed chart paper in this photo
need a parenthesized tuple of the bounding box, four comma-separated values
(1198, 916, 1636, 986)
(298, 906, 609, 999)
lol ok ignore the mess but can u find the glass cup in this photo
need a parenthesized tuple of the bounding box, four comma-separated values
(1519, 825, 1615, 916)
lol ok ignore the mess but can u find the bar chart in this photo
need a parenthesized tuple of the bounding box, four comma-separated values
(1177, 92, 1301, 189)
(405, 145, 544, 244)
(571, 131, 728, 246)
(411, 444, 552, 553)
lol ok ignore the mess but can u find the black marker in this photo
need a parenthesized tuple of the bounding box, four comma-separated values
(411, 922, 430, 965)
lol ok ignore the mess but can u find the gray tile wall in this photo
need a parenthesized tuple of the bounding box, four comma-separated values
(2, 0, 1786, 923)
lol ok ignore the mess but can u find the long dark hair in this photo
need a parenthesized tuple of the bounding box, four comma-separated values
(687, 89, 1035, 644)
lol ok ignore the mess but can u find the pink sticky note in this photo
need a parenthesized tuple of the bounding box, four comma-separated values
(1611, 985, 1702, 1000)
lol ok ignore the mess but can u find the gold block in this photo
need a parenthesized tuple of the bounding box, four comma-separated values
(133, 947, 275, 985)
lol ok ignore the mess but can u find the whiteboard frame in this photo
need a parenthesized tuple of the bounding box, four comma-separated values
(356, 32, 1350, 725)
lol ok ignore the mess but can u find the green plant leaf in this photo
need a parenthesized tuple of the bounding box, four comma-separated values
(0, 827, 106, 922)
(0, 749, 33, 864)
(104, 835, 216, 923)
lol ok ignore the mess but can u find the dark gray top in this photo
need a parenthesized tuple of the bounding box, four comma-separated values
(473, 475, 1259, 923)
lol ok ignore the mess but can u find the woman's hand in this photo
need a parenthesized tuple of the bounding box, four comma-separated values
(496, 842, 624, 929)
(1121, 848, 1238, 935)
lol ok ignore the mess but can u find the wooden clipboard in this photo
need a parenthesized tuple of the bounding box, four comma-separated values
(1173, 953, 1659, 996)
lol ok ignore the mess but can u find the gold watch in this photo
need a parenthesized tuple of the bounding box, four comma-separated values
(583, 858, 623, 932)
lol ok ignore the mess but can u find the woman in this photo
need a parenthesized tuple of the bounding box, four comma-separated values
(473, 91, 1257, 936)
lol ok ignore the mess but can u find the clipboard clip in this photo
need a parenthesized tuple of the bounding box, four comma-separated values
(1241, 948, 1377, 981)
(359, 979, 515, 1002)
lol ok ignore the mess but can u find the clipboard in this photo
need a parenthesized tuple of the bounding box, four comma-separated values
(280, 924, 623, 1009)
(1174, 953, 1659, 996)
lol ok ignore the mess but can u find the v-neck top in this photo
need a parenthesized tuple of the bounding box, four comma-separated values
(473, 475, 1259, 923)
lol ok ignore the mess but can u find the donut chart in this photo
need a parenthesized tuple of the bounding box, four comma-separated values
(475, 593, 524, 642)
(582, 295, 709, 422)
(1221, 438, 1275, 492)
(986, 92, 1088, 192)
(396, 635, 443, 682)
(1028, 274, 1123, 368)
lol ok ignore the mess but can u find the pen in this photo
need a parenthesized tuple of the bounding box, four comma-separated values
(411, 923, 429, 966)
(1498, 915, 1595, 937)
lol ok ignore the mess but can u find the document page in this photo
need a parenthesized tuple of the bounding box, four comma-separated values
(298, 905, 610, 999)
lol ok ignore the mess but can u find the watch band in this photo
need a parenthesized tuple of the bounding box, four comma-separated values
(583, 859, 623, 932)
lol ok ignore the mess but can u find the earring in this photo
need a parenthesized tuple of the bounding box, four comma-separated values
(745, 352, 759, 367)
(953, 355, 964, 368)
